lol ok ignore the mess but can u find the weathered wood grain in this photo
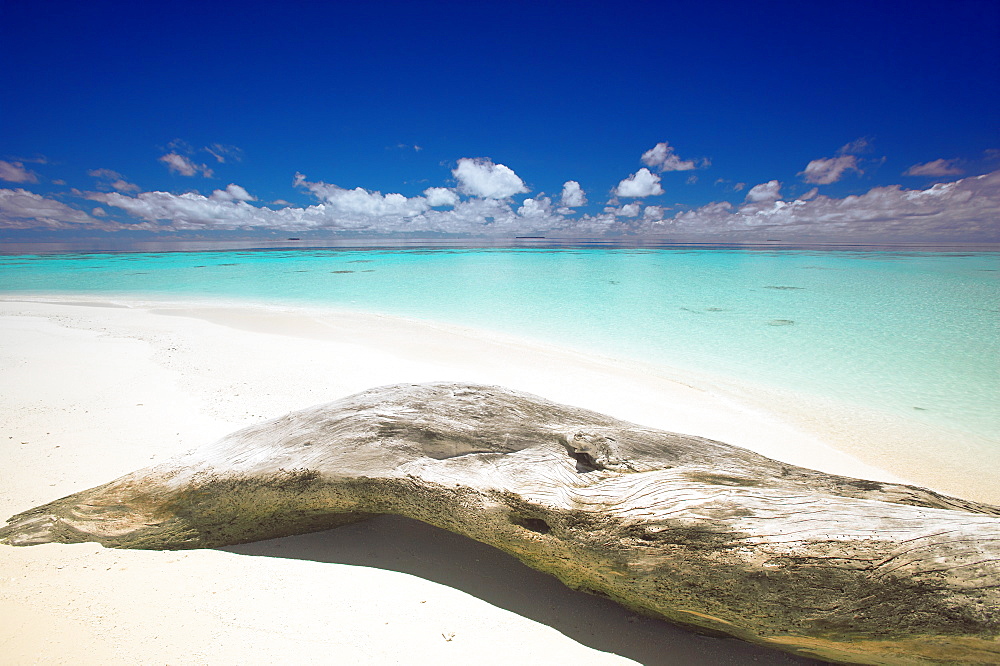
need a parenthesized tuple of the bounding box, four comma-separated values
(3, 382, 998, 664)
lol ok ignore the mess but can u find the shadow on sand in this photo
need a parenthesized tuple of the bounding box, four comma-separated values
(222, 514, 827, 666)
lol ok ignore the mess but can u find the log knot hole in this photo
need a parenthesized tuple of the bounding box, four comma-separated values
(562, 430, 636, 472)
(510, 515, 552, 534)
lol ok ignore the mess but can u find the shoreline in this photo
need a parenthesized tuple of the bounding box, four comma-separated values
(0, 295, 995, 664)
(5, 293, 998, 503)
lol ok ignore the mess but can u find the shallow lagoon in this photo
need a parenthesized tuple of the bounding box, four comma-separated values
(2, 245, 997, 445)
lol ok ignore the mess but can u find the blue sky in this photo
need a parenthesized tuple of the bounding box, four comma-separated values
(2, 0, 999, 242)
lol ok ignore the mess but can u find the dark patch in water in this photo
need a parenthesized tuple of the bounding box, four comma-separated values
(913, 406, 927, 411)
(764, 285, 805, 290)
(330, 270, 355, 274)
(608, 280, 620, 285)
(767, 319, 795, 326)
(348, 259, 373, 263)
(682, 307, 729, 313)
(218, 263, 238, 266)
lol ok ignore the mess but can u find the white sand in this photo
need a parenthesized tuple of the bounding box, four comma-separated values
(0, 297, 988, 665)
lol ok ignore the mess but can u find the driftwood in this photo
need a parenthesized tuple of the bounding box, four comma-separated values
(2, 382, 999, 664)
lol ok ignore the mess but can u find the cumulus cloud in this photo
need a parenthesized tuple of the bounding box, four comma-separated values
(452, 158, 529, 199)
(209, 183, 256, 202)
(799, 155, 860, 184)
(560, 180, 587, 207)
(904, 159, 964, 177)
(0, 160, 39, 183)
(618, 203, 641, 217)
(0, 189, 101, 228)
(615, 168, 663, 197)
(641, 142, 698, 172)
(744, 180, 782, 203)
(423, 186, 459, 207)
(88, 168, 140, 193)
(643, 205, 664, 220)
(517, 196, 553, 218)
(159, 152, 214, 178)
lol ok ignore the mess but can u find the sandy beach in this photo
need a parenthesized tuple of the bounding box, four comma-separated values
(0, 297, 987, 664)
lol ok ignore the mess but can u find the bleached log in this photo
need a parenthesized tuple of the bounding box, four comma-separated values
(3, 382, 998, 664)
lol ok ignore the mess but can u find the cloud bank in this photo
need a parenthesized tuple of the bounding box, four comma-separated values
(3, 146, 999, 242)
(56, 168, 996, 242)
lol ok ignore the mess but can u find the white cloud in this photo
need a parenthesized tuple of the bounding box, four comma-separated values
(295, 175, 431, 217)
(88, 168, 140, 193)
(159, 152, 214, 178)
(643, 205, 664, 220)
(85, 186, 573, 236)
(618, 203, 641, 217)
(203, 144, 243, 163)
(0, 189, 101, 228)
(0, 160, 39, 183)
(452, 158, 529, 199)
(799, 155, 860, 184)
(517, 196, 553, 217)
(423, 187, 459, 207)
(27, 155, 997, 243)
(615, 168, 663, 197)
(839, 138, 872, 155)
(560, 180, 587, 207)
(744, 180, 782, 203)
(641, 142, 697, 172)
(904, 159, 964, 177)
(89, 190, 315, 230)
(209, 183, 256, 202)
(641, 170, 1000, 241)
(110, 180, 140, 193)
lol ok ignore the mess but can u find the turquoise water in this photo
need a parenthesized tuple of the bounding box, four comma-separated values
(1, 247, 998, 440)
